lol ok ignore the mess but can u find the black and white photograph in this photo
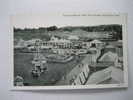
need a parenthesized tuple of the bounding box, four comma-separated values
(11, 13, 128, 89)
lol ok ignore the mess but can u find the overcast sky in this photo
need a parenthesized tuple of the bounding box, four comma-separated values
(11, 13, 126, 29)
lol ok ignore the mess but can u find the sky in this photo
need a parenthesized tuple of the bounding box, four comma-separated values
(11, 13, 126, 29)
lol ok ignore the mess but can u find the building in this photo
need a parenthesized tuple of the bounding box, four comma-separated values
(14, 76, 24, 86)
(26, 39, 42, 50)
(104, 45, 116, 53)
(26, 38, 42, 46)
(90, 39, 105, 49)
(82, 42, 91, 49)
(50, 36, 59, 42)
(14, 39, 27, 49)
(44, 36, 72, 49)
(99, 51, 119, 67)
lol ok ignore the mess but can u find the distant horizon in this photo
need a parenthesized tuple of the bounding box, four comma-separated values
(13, 24, 122, 29)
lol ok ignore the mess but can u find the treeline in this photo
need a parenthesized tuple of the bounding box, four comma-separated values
(14, 26, 58, 40)
(85, 24, 122, 40)
(60, 24, 122, 40)
(14, 24, 122, 40)
(14, 26, 58, 33)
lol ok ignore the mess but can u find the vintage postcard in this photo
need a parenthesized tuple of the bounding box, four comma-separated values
(10, 13, 128, 90)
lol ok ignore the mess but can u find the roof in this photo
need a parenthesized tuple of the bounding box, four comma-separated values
(15, 76, 24, 82)
(50, 37, 70, 43)
(106, 45, 115, 48)
(26, 39, 42, 44)
(89, 47, 97, 50)
(99, 51, 118, 62)
(91, 39, 103, 44)
(15, 39, 27, 48)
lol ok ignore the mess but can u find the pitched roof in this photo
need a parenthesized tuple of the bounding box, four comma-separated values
(99, 51, 118, 62)
(91, 39, 103, 43)
(106, 45, 115, 48)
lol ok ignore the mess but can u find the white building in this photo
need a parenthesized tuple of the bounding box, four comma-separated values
(90, 39, 105, 49)
(26, 38, 42, 46)
(14, 39, 27, 49)
(48, 36, 71, 49)
(26, 39, 42, 50)
(14, 76, 24, 86)
(50, 36, 59, 42)
(99, 51, 119, 67)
